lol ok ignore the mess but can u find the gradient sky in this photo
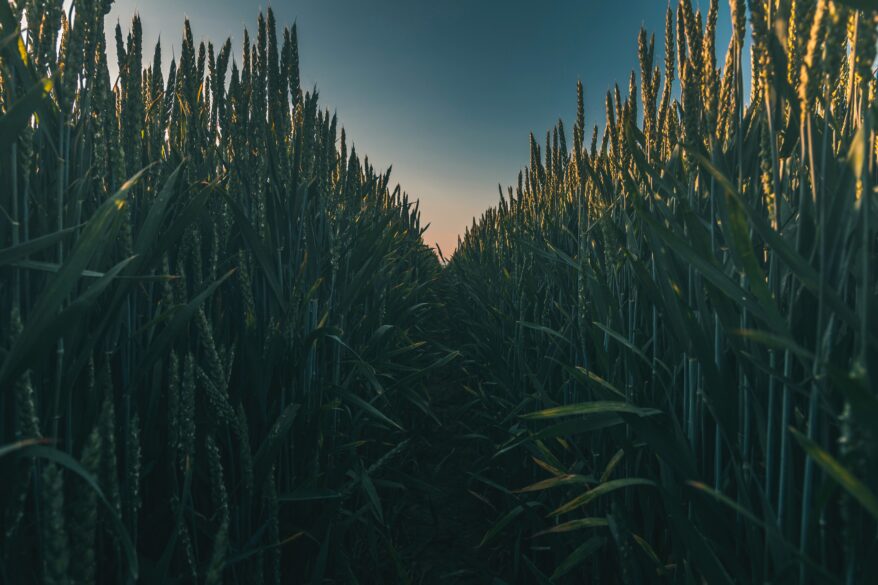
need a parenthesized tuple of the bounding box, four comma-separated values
(106, 1, 737, 255)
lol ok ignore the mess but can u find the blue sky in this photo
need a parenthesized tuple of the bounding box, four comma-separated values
(106, 1, 736, 254)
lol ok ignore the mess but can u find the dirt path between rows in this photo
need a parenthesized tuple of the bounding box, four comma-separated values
(391, 378, 502, 584)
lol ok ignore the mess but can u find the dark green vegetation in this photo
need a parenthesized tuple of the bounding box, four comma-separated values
(1, 0, 878, 584)
(0, 1, 452, 582)
(447, 0, 878, 582)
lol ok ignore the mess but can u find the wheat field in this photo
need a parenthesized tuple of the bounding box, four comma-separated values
(1, 0, 877, 583)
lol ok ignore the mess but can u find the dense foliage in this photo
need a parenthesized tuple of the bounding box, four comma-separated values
(3, 0, 878, 584)
(0, 2, 452, 583)
(447, 0, 878, 583)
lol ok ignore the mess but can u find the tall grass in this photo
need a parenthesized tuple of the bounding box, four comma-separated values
(3, 0, 877, 583)
(0, 2, 450, 583)
(447, 0, 878, 582)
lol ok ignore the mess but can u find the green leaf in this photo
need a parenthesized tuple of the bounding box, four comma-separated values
(550, 478, 656, 517)
(515, 473, 592, 494)
(0, 226, 80, 267)
(733, 329, 815, 361)
(632, 534, 663, 569)
(311, 526, 332, 585)
(522, 401, 660, 421)
(70, 256, 138, 307)
(279, 488, 342, 503)
(637, 201, 787, 335)
(152, 179, 214, 260)
(134, 162, 184, 256)
(660, 487, 735, 585)
(518, 321, 569, 344)
(520, 555, 555, 585)
(592, 321, 659, 372)
(790, 427, 878, 521)
(534, 517, 609, 537)
(623, 411, 699, 480)
(134, 269, 235, 377)
(479, 505, 525, 547)
(340, 390, 404, 431)
(497, 414, 624, 456)
(0, 174, 141, 389)
(0, 437, 51, 458)
(686, 481, 842, 583)
(695, 152, 861, 333)
(360, 467, 385, 524)
(253, 402, 301, 489)
(552, 536, 606, 580)
(693, 150, 782, 328)
(573, 367, 628, 399)
(223, 191, 287, 311)
(0, 77, 52, 143)
(600, 448, 625, 483)
(12, 259, 118, 279)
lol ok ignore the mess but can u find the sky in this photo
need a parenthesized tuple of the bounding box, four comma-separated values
(106, 0, 737, 255)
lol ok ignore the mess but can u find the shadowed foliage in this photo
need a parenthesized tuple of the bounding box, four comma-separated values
(2, 1, 878, 584)
(446, 0, 878, 582)
(0, 1, 454, 582)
